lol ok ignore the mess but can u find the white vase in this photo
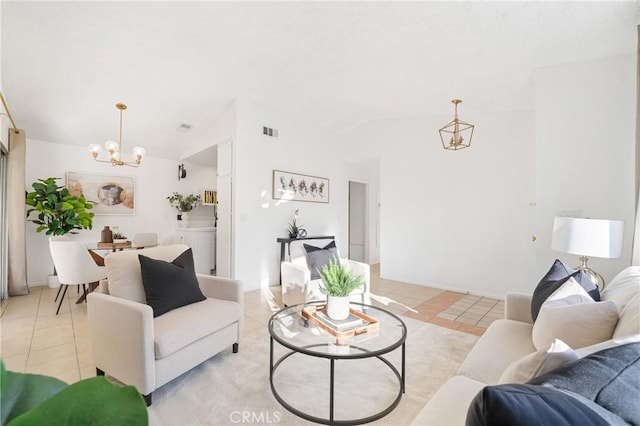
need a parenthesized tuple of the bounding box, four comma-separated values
(326, 295, 350, 320)
(180, 212, 190, 228)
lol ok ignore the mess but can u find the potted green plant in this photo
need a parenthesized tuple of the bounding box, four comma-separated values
(25, 177, 95, 288)
(112, 232, 128, 243)
(287, 209, 306, 238)
(167, 192, 201, 227)
(0, 359, 147, 425)
(25, 177, 95, 236)
(318, 261, 364, 320)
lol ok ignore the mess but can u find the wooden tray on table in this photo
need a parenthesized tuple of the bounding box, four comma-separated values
(302, 304, 379, 345)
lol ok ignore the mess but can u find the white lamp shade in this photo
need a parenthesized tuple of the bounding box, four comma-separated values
(551, 217, 624, 259)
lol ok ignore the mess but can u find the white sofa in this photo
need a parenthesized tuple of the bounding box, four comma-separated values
(87, 244, 243, 406)
(412, 266, 640, 425)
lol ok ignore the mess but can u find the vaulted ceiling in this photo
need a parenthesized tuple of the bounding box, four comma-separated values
(2, 1, 638, 160)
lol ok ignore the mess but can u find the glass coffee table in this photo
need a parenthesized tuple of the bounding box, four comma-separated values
(268, 301, 407, 425)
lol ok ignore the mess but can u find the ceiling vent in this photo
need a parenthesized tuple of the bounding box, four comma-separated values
(177, 123, 192, 132)
(263, 126, 278, 138)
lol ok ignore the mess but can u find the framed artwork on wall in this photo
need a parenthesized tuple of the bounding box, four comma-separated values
(272, 170, 329, 203)
(66, 171, 135, 215)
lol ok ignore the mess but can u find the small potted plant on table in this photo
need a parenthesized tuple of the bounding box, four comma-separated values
(318, 261, 364, 320)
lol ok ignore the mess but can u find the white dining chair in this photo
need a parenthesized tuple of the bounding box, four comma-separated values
(132, 232, 158, 248)
(49, 240, 107, 314)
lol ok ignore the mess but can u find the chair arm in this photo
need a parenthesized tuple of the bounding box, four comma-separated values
(343, 259, 371, 292)
(281, 262, 310, 288)
(504, 292, 533, 324)
(197, 274, 243, 304)
(86, 292, 155, 394)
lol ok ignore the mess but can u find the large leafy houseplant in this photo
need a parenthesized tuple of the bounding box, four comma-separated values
(0, 360, 148, 425)
(25, 177, 94, 235)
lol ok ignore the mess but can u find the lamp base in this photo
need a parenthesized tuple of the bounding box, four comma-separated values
(576, 256, 605, 290)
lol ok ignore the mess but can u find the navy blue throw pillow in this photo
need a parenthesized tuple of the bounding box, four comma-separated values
(304, 241, 341, 280)
(139, 249, 206, 317)
(530, 259, 600, 322)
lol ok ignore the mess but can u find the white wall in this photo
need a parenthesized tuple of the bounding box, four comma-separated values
(347, 111, 536, 298)
(25, 138, 215, 285)
(232, 99, 367, 291)
(534, 53, 637, 281)
(345, 53, 636, 298)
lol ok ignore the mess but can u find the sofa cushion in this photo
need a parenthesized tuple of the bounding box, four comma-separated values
(575, 334, 640, 358)
(139, 248, 206, 317)
(531, 259, 599, 322)
(601, 266, 640, 312)
(457, 319, 535, 385)
(498, 339, 578, 384)
(612, 293, 640, 339)
(106, 244, 191, 304)
(304, 241, 341, 280)
(154, 297, 242, 359)
(532, 280, 618, 350)
(528, 342, 640, 426)
(466, 384, 626, 426)
(411, 375, 486, 426)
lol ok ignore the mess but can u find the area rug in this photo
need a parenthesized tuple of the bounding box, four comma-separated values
(147, 316, 478, 425)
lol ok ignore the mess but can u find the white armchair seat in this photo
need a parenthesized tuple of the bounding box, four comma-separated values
(281, 256, 371, 306)
(87, 244, 243, 406)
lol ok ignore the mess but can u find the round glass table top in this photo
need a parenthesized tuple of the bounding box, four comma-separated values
(268, 301, 406, 358)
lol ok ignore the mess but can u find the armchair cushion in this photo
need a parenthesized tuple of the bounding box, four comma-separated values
(139, 248, 206, 317)
(304, 241, 340, 280)
(154, 297, 241, 359)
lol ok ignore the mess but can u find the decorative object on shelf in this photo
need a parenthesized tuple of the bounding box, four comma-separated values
(318, 260, 364, 320)
(88, 103, 145, 167)
(25, 177, 95, 235)
(178, 164, 187, 180)
(66, 172, 135, 215)
(287, 209, 307, 238)
(101, 226, 113, 243)
(439, 99, 474, 151)
(203, 190, 217, 205)
(112, 231, 128, 243)
(272, 170, 329, 203)
(551, 216, 624, 289)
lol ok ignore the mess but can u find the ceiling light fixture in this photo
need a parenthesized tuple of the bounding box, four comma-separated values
(439, 99, 474, 151)
(89, 103, 145, 167)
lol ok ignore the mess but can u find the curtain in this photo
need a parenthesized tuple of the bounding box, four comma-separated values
(633, 25, 640, 266)
(7, 128, 28, 295)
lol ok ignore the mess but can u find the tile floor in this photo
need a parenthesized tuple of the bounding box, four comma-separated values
(0, 264, 503, 384)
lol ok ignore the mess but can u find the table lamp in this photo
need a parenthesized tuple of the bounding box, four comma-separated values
(551, 217, 624, 289)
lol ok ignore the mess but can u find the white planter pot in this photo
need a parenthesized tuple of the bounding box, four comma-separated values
(326, 295, 350, 320)
(47, 275, 60, 289)
(180, 212, 190, 228)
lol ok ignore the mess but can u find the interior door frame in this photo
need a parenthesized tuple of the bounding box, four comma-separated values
(348, 180, 369, 263)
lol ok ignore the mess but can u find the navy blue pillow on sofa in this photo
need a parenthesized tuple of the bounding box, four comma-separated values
(466, 343, 640, 426)
(139, 248, 206, 317)
(530, 259, 600, 321)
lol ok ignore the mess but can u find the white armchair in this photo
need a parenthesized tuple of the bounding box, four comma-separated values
(281, 256, 371, 307)
(86, 244, 243, 406)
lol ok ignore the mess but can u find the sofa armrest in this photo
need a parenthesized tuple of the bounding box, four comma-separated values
(86, 292, 155, 394)
(505, 292, 533, 324)
(197, 274, 243, 304)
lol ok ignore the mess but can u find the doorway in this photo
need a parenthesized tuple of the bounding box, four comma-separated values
(348, 181, 368, 263)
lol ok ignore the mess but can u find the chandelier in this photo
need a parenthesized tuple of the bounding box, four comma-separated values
(89, 103, 145, 167)
(438, 99, 474, 151)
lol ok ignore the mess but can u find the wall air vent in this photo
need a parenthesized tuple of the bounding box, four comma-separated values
(262, 126, 278, 138)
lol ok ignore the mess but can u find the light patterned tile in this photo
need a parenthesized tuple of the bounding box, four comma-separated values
(27, 342, 77, 366)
